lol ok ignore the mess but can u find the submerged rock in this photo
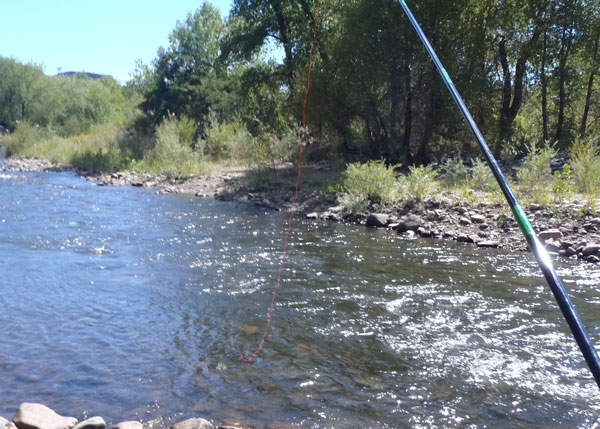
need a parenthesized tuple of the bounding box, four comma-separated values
(13, 403, 77, 429)
(170, 418, 213, 429)
(112, 422, 142, 429)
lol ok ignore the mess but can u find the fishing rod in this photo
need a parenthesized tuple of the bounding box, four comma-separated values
(398, 0, 600, 389)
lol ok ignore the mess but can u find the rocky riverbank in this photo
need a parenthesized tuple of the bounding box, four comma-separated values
(0, 402, 253, 429)
(3, 155, 600, 265)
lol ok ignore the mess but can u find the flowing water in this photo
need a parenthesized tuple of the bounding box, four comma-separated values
(0, 158, 599, 427)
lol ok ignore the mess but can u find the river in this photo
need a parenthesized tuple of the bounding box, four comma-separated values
(0, 158, 599, 427)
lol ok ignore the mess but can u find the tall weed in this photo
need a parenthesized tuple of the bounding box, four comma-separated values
(517, 142, 556, 206)
(338, 160, 398, 213)
(399, 164, 439, 200)
(570, 139, 600, 200)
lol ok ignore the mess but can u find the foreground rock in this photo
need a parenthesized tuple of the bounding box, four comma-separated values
(13, 403, 77, 429)
(72, 418, 106, 429)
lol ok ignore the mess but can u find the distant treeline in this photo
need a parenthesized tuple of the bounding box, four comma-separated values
(1, 0, 599, 171)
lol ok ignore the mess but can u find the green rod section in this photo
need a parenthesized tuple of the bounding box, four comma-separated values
(399, 0, 600, 389)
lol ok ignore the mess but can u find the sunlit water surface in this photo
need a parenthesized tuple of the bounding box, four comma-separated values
(0, 161, 599, 428)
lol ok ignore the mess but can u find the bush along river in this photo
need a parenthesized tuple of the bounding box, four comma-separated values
(1, 156, 600, 428)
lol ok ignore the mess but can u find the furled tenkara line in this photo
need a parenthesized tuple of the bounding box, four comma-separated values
(239, 0, 321, 362)
(398, 0, 600, 389)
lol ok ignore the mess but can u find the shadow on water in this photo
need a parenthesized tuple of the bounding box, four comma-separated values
(0, 169, 599, 427)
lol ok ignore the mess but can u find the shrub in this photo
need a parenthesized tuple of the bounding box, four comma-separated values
(570, 139, 600, 199)
(516, 142, 557, 206)
(338, 160, 398, 213)
(2, 122, 43, 156)
(145, 115, 202, 177)
(552, 163, 574, 203)
(440, 156, 469, 187)
(399, 164, 439, 200)
(471, 158, 498, 192)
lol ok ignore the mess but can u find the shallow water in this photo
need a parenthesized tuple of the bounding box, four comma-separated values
(0, 164, 599, 428)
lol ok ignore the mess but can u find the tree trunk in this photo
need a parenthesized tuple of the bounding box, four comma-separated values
(554, 27, 573, 146)
(581, 30, 600, 138)
(541, 30, 549, 142)
(298, 0, 329, 62)
(269, 0, 294, 88)
(402, 57, 413, 165)
(497, 25, 541, 155)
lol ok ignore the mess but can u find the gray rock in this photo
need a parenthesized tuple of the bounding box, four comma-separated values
(479, 223, 489, 230)
(567, 246, 577, 256)
(591, 217, 600, 226)
(170, 418, 214, 429)
(13, 403, 77, 429)
(0, 417, 9, 428)
(459, 217, 472, 226)
(112, 423, 142, 429)
(468, 234, 480, 244)
(538, 228, 562, 242)
(403, 230, 416, 238)
(587, 255, 600, 263)
(470, 214, 486, 224)
(545, 238, 562, 253)
(456, 234, 469, 243)
(397, 217, 420, 233)
(477, 240, 500, 248)
(582, 244, 600, 257)
(529, 203, 541, 211)
(417, 227, 432, 237)
(72, 418, 105, 429)
(366, 213, 389, 227)
(306, 212, 318, 220)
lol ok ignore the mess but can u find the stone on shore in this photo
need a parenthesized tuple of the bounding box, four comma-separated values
(470, 214, 486, 224)
(397, 215, 421, 232)
(170, 418, 214, 429)
(538, 228, 562, 242)
(72, 417, 106, 429)
(112, 422, 142, 429)
(582, 244, 600, 257)
(477, 240, 500, 248)
(366, 213, 389, 227)
(0, 417, 9, 428)
(13, 403, 77, 429)
(306, 212, 318, 220)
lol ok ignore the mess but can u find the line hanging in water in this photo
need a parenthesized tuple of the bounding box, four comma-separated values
(239, 0, 322, 362)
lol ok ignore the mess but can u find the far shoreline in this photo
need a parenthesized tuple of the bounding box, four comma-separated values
(2, 155, 600, 268)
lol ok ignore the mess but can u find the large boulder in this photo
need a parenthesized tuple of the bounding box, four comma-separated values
(13, 403, 77, 429)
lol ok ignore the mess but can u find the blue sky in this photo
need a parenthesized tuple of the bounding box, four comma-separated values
(0, 0, 233, 83)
